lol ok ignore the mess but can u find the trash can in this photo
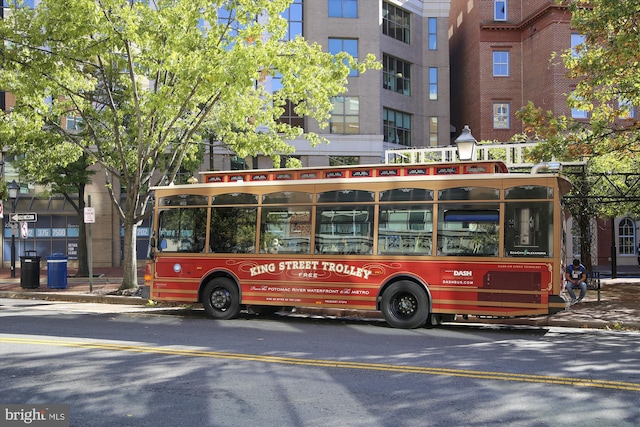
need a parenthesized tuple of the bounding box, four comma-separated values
(20, 250, 41, 289)
(47, 253, 68, 289)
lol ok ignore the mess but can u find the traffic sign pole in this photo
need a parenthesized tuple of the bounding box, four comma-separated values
(87, 196, 93, 292)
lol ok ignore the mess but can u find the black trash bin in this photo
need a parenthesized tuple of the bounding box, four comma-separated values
(47, 253, 68, 289)
(20, 250, 41, 289)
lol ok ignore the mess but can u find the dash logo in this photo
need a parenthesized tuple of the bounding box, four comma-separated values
(453, 270, 473, 277)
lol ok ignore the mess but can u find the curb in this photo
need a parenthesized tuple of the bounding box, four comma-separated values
(0, 290, 147, 305)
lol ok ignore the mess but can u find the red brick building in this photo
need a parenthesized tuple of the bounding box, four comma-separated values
(449, 1, 640, 272)
(449, 0, 574, 142)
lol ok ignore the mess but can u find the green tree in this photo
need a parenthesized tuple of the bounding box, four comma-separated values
(519, 0, 640, 162)
(516, 1, 640, 267)
(15, 149, 96, 277)
(0, 0, 379, 289)
(517, 0, 640, 215)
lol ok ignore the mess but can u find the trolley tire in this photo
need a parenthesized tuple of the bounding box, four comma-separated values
(202, 277, 241, 320)
(380, 280, 430, 329)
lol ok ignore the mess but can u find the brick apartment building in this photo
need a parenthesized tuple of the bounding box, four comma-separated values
(449, 0, 640, 270)
(449, 0, 575, 142)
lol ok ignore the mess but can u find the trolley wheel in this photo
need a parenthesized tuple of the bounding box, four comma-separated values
(380, 281, 429, 329)
(202, 278, 240, 320)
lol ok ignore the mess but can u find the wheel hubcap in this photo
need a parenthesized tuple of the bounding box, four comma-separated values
(395, 293, 416, 317)
(211, 288, 231, 311)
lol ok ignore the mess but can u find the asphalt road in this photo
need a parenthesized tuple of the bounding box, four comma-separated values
(1, 298, 639, 426)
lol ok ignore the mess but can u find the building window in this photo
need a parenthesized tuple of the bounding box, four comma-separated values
(618, 218, 635, 255)
(495, 0, 507, 21)
(329, 38, 359, 76)
(618, 98, 636, 119)
(329, 156, 359, 166)
(428, 17, 437, 50)
(282, 0, 303, 41)
(329, 0, 357, 18)
(429, 67, 438, 100)
(278, 155, 301, 168)
(493, 103, 510, 129)
(66, 116, 83, 131)
(5, 0, 36, 8)
(493, 51, 509, 77)
(278, 99, 305, 130)
(382, 1, 410, 44)
(271, 0, 303, 91)
(383, 54, 411, 96)
(383, 107, 411, 146)
(330, 96, 359, 134)
(570, 92, 589, 119)
(429, 117, 438, 146)
(571, 33, 586, 57)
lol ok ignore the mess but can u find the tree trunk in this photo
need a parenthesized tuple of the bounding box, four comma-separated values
(75, 185, 90, 277)
(119, 214, 138, 290)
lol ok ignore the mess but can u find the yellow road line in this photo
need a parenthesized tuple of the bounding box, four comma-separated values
(2, 336, 639, 392)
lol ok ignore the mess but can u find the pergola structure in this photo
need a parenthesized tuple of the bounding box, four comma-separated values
(562, 164, 640, 278)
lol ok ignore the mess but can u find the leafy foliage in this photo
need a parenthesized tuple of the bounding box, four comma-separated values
(517, 1, 640, 220)
(0, 0, 379, 288)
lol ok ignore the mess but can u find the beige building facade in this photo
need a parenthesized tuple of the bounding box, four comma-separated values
(212, 0, 453, 170)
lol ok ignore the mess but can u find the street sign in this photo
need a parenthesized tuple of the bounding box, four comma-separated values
(84, 207, 95, 223)
(10, 212, 37, 222)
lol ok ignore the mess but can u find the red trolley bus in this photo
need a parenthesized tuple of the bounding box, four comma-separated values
(144, 160, 571, 328)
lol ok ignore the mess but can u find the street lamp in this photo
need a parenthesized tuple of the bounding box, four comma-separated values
(8, 180, 18, 278)
(454, 125, 477, 161)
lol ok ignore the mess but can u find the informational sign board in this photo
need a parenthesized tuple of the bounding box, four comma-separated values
(84, 207, 96, 223)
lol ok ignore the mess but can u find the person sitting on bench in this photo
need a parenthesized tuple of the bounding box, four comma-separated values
(565, 258, 587, 305)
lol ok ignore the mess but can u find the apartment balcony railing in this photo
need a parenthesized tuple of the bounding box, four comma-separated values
(385, 142, 542, 169)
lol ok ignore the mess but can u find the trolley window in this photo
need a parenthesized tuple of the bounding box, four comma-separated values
(379, 188, 434, 202)
(260, 207, 312, 254)
(378, 205, 433, 255)
(505, 185, 553, 199)
(437, 204, 499, 256)
(505, 201, 553, 257)
(158, 207, 207, 253)
(212, 193, 258, 205)
(210, 207, 257, 253)
(159, 195, 209, 206)
(438, 187, 500, 200)
(315, 207, 374, 254)
(317, 190, 375, 203)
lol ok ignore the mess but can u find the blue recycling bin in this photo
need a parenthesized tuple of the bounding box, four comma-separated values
(47, 253, 68, 289)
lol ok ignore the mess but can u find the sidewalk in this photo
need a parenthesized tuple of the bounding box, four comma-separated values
(0, 266, 145, 305)
(0, 266, 639, 330)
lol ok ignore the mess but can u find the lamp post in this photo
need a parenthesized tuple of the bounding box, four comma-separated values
(8, 180, 18, 278)
(454, 125, 477, 161)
